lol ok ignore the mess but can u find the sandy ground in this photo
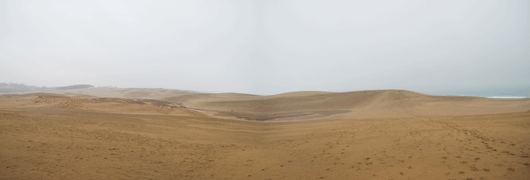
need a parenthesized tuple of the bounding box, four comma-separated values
(1, 90, 529, 180)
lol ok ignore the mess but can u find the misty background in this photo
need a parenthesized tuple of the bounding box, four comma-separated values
(1, 0, 529, 96)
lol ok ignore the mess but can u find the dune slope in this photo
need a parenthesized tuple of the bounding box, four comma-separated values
(1, 90, 529, 180)
(172, 90, 530, 120)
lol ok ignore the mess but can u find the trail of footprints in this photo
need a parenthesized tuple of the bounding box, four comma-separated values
(276, 117, 530, 180)
(435, 119, 529, 180)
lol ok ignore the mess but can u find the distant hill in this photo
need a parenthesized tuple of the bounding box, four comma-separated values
(54, 84, 94, 90)
(0, 83, 94, 93)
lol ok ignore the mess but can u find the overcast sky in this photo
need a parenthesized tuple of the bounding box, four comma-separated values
(1, 0, 529, 95)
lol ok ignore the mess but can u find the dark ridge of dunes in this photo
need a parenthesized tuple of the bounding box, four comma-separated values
(214, 110, 352, 121)
(54, 84, 94, 90)
(0, 92, 66, 98)
(214, 111, 313, 121)
(161, 93, 217, 103)
(161, 92, 261, 104)
(123, 91, 151, 98)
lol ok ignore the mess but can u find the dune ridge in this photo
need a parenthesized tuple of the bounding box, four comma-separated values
(4, 89, 530, 121)
(1, 89, 529, 179)
(159, 89, 530, 121)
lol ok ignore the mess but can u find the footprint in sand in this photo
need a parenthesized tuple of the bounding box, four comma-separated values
(470, 166, 479, 171)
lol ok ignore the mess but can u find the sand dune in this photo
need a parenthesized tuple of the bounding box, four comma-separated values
(1, 90, 529, 179)
(0, 94, 201, 117)
(163, 90, 530, 120)
(37, 87, 196, 99)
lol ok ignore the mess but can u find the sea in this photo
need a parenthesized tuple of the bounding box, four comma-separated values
(423, 85, 530, 99)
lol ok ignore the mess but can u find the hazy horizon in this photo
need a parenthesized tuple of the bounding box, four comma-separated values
(1, 0, 529, 95)
(1, 82, 529, 98)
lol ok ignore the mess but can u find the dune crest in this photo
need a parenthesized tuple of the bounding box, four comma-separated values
(160, 89, 530, 121)
(5, 89, 528, 121)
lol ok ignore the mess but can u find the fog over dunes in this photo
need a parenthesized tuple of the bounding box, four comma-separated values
(1, 0, 530, 179)
(0, 83, 94, 93)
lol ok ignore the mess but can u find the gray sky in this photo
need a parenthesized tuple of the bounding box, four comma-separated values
(1, 0, 529, 95)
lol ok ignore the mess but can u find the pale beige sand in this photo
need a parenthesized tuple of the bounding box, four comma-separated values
(35, 87, 195, 99)
(163, 90, 530, 121)
(1, 90, 529, 180)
